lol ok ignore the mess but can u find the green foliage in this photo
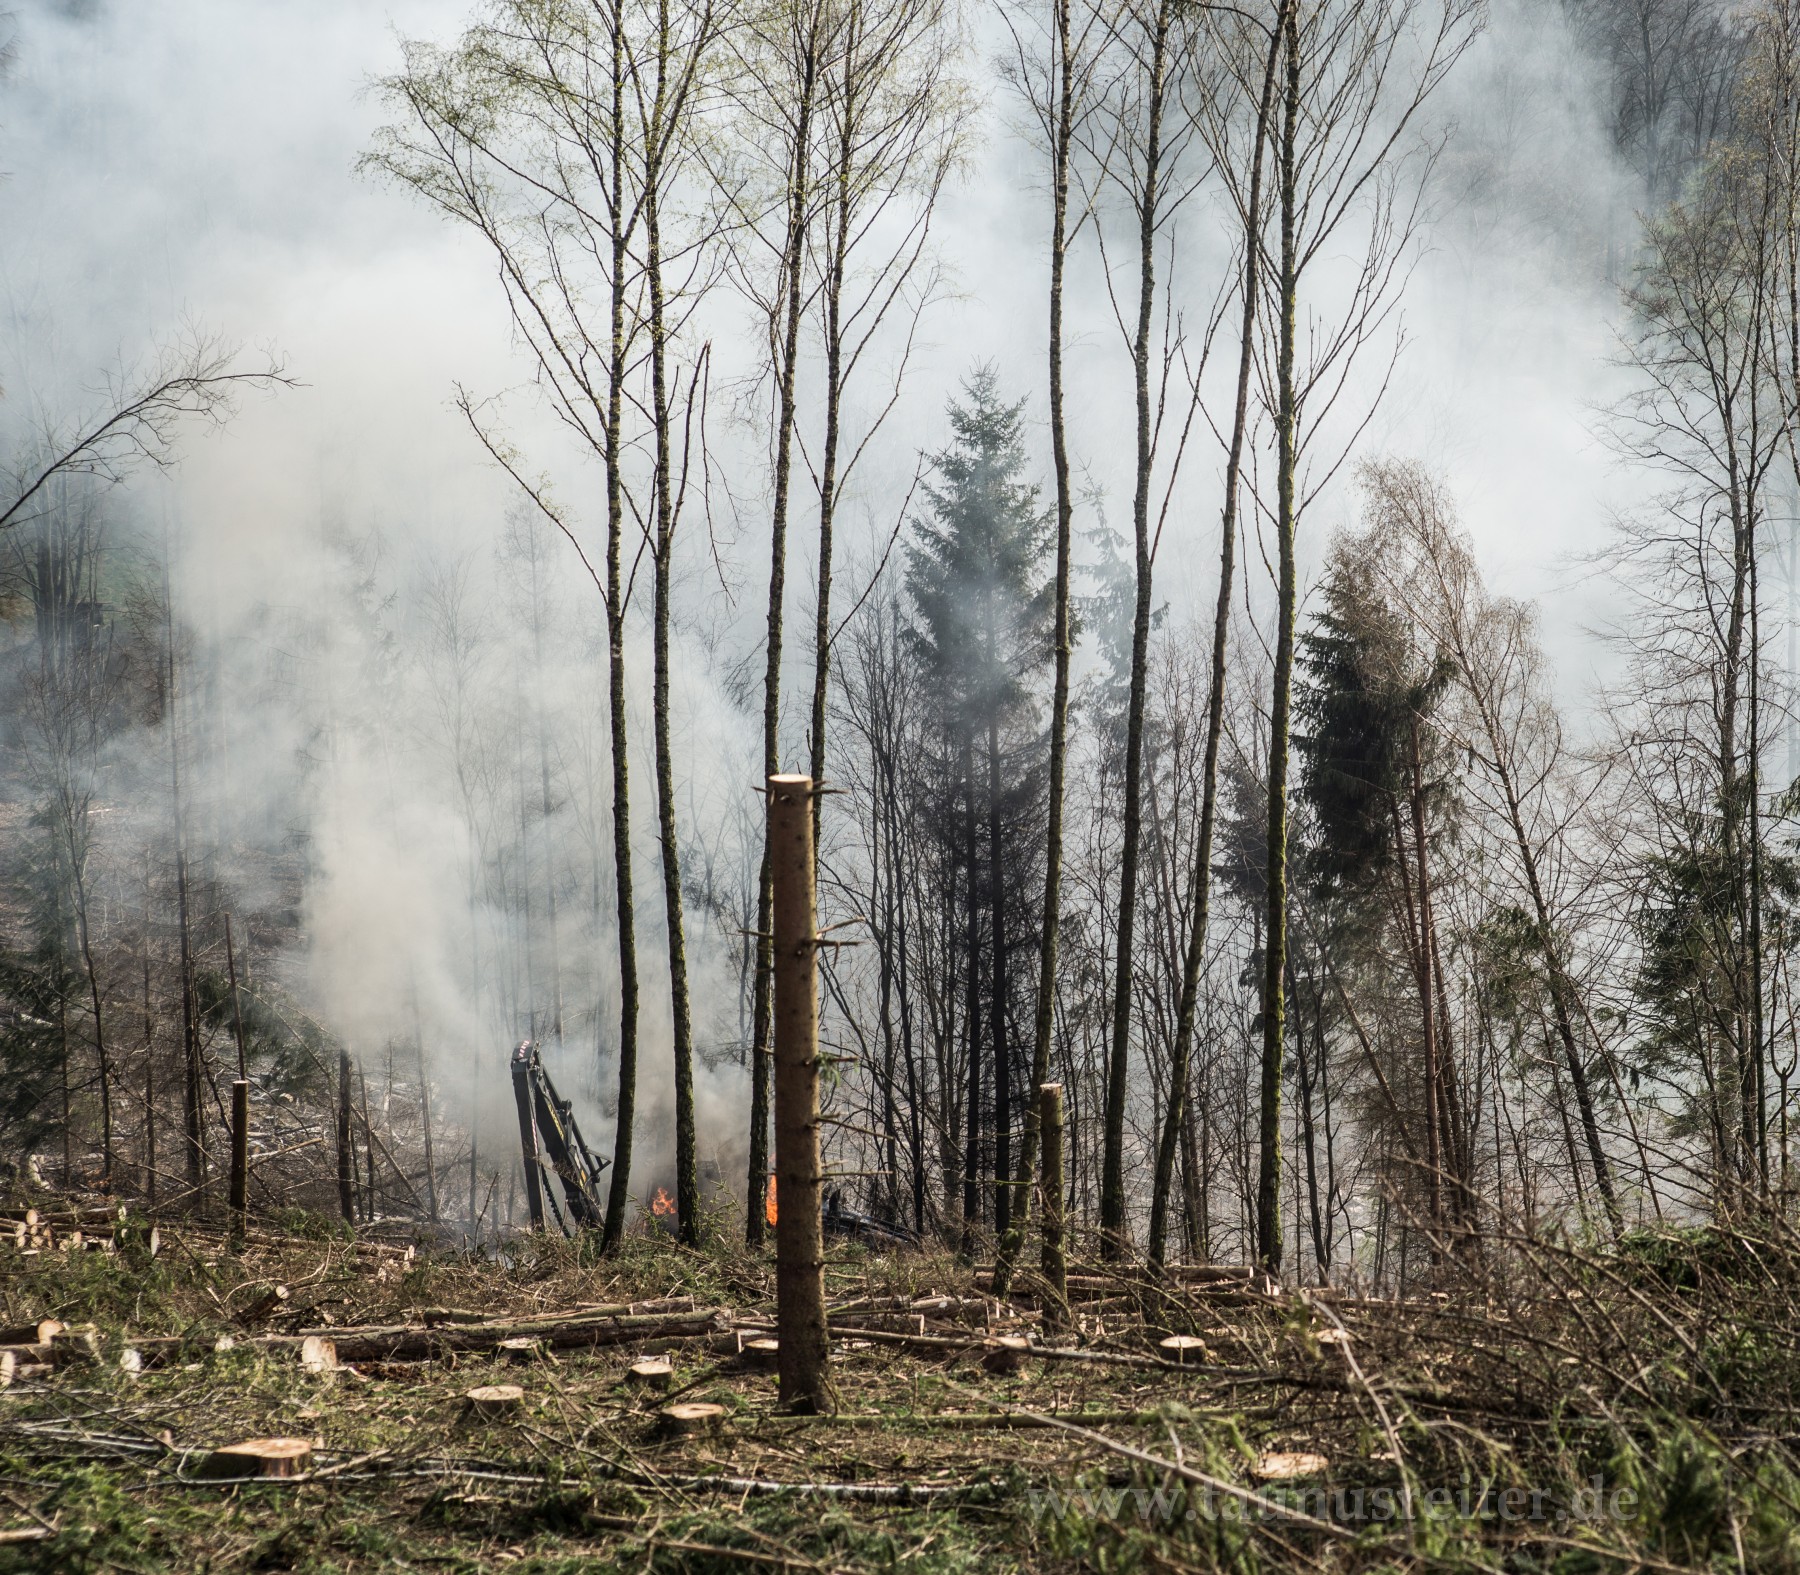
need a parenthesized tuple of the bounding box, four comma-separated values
(905, 365, 1052, 741)
(1296, 538, 1455, 905)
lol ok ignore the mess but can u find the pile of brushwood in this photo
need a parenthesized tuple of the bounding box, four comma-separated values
(0, 1198, 1797, 1571)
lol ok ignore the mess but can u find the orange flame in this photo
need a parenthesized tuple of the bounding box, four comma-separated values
(650, 1187, 675, 1218)
(765, 1174, 777, 1227)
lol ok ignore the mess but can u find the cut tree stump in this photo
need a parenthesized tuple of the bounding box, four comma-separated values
(299, 1336, 338, 1375)
(739, 1336, 780, 1369)
(1254, 1450, 1329, 1480)
(202, 1438, 314, 1479)
(464, 1384, 525, 1418)
(627, 1357, 673, 1390)
(981, 1336, 1031, 1375)
(497, 1337, 543, 1365)
(657, 1402, 726, 1438)
(1159, 1335, 1208, 1365)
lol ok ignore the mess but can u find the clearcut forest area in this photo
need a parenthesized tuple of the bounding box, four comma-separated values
(3, 0, 1800, 1569)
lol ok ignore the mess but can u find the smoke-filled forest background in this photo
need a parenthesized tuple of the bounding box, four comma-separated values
(0, 0, 1790, 1279)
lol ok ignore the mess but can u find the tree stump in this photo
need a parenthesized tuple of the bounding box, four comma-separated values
(656, 1402, 726, 1438)
(981, 1335, 1031, 1375)
(1254, 1450, 1329, 1480)
(627, 1357, 673, 1390)
(1159, 1335, 1207, 1366)
(299, 1336, 338, 1375)
(739, 1336, 780, 1370)
(464, 1384, 524, 1419)
(202, 1438, 314, 1478)
(497, 1337, 543, 1365)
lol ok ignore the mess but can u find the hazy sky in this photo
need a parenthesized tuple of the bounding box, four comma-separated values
(0, 0, 1644, 677)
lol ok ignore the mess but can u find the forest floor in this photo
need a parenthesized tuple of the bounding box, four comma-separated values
(0, 1199, 1796, 1573)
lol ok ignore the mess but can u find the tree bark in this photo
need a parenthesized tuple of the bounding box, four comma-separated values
(1148, 11, 1282, 1267)
(1100, 0, 1172, 1260)
(769, 774, 835, 1413)
(600, 0, 641, 1248)
(750, 31, 822, 1247)
(994, 0, 1079, 1295)
(1256, 3, 1301, 1275)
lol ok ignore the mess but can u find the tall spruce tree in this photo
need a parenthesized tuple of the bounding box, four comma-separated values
(905, 369, 1051, 1246)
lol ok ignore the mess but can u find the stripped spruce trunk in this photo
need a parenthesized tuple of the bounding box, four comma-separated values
(750, 30, 822, 1247)
(1148, 10, 1282, 1267)
(769, 774, 835, 1413)
(600, 0, 641, 1250)
(1257, 3, 1301, 1274)
(1100, 0, 1171, 1259)
(994, 0, 1079, 1294)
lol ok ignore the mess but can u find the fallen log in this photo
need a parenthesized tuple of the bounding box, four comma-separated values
(302, 1308, 732, 1362)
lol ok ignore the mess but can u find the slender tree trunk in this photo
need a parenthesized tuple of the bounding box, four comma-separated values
(644, 126, 701, 1247)
(750, 40, 821, 1247)
(1750, 509, 1769, 1194)
(1101, 0, 1171, 1259)
(601, 8, 641, 1248)
(962, 736, 982, 1257)
(986, 715, 1011, 1234)
(1148, 12, 1282, 1266)
(994, 0, 1079, 1293)
(1256, 4, 1301, 1274)
(409, 978, 438, 1222)
(1400, 740, 1444, 1238)
(142, 913, 156, 1206)
(808, 38, 855, 850)
(337, 1048, 355, 1224)
(1039, 1082, 1066, 1324)
(75, 872, 111, 1187)
(166, 584, 204, 1197)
